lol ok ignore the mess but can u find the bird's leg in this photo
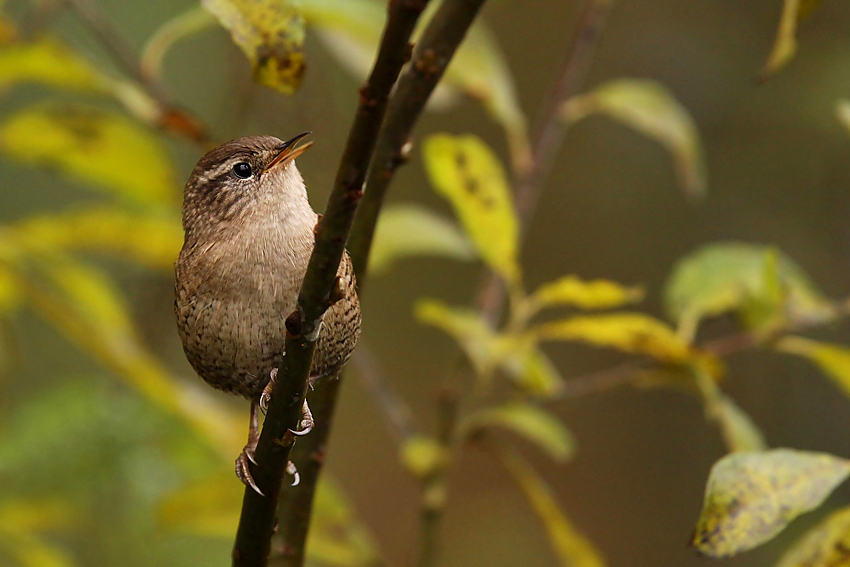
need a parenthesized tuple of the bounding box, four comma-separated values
(235, 398, 263, 496)
(260, 368, 314, 436)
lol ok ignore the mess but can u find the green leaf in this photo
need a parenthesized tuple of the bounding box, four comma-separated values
(775, 505, 850, 567)
(368, 204, 477, 274)
(400, 435, 449, 480)
(537, 313, 693, 362)
(562, 79, 707, 200)
(202, 0, 305, 94)
(692, 449, 850, 558)
(0, 37, 106, 92)
(14, 208, 182, 271)
(664, 243, 835, 338)
(0, 104, 178, 207)
(495, 445, 606, 567)
(777, 337, 850, 401)
(760, 0, 825, 80)
(422, 134, 520, 283)
(462, 402, 575, 462)
(530, 275, 644, 311)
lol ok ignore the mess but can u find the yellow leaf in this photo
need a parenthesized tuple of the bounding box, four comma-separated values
(530, 275, 644, 311)
(158, 473, 240, 537)
(400, 435, 449, 480)
(775, 505, 850, 567)
(0, 500, 77, 567)
(500, 342, 564, 398)
(0, 104, 178, 206)
(0, 265, 21, 314)
(202, 0, 305, 94)
(664, 243, 835, 337)
(306, 478, 382, 567)
(562, 79, 707, 200)
(14, 208, 182, 271)
(695, 370, 767, 453)
(0, 38, 106, 92)
(415, 298, 501, 376)
(692, 449, 850, 558)
(760, 0, 824, 80)
(422, 134, 519, 283)
(462, 402, 575, 462)
(777, 337, 850, 400)
(368, 204, 476, 274)
(494, 445, 606, 567)
(537, 313, 692, 362)
(0, 500, 75, 532)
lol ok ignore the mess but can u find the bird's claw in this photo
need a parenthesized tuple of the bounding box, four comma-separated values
(287, 461, 300, 486)
(260, 369, 277, 414)
(236, 445, 263, 496)
(289, 400, 314, 436)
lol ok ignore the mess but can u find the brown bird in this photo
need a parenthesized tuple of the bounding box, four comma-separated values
(174, 134, 361, 494)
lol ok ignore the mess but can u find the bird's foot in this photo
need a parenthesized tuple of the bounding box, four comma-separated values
(260, 368, 277, 414)
(290, 400, 314, 436)
(236, 444, 263, 496)
(287, 460, 301, 486)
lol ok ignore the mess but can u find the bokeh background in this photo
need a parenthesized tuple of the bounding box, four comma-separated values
(2, 1, 850, 566)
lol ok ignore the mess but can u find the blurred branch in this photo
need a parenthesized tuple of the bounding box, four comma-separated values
(352, 342, 418, 442)
(232, 2, 431, 566)
(478, 0, 614, 324)
(61, 0, 212, 145)
(348, 0, 490, 279)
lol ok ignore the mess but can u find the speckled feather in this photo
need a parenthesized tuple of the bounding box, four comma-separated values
(175, 136, 361, 399)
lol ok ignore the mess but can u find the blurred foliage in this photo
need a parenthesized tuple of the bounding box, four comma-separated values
(0, 0, 848, 566)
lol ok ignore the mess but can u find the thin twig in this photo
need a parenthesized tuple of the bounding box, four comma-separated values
(61, 0, 211, 145)
(352, 343, 418, 442)
(231, 2, 430, 566)
(348, 0, 491, 279)
(478, 0, 614, 324)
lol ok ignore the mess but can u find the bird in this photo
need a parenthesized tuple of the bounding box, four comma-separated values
(174, 134, 361, 494)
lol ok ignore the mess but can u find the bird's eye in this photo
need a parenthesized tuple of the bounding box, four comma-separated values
(232, 162, 253, 179)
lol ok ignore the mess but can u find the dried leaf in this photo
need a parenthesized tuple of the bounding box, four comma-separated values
(422, 134, 519, 283)
(562, 79, 707, 200)
(531, 275, 644, 311)
(495, 445, 606, 567)
(462, 402, 575, 461)
(14, 208, 182, 271)
(760, 0, 824, 80)
(664, 243, 834, 337)
(0, 104, 178, 207)
(692, 449, 850, 558)
(537, 313, 692, 362)
(777, 337, 850, 401)
(775, 505, 850, 567)
(368, 204, 477, 274)
(0, 37, 105, 92)
(202, 0, 305, 94)
(400, 435, 449, 480)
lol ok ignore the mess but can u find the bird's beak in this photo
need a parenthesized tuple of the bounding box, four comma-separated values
(264, 132, 313, 173)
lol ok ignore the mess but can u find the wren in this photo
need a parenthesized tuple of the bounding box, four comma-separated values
(174, 134, 361, 494)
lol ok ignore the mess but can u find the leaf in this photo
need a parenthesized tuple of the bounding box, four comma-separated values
(0, 501, 77, 567)
(415, 298, 501, 376)
(562, 79, 707, 200)
(141, 8, 217, 80)
(664, 243, 835, 338)
(202, 0, 305, 94)
(14, 208, 182, 271)
(0, 265, 22, 314)
(500, 342, 565, 398)
(462, 402, 575, 462)
(422, 134, 520, 283)
(695, 370, 767, 453)
(760, 0, 825, 80)
(775, 505, 850, 567)
(307, 478, 382, 567)
(777, 337, 850, 401)
(530, 275, 644, 311)
(0, 104, 178, 207)
(837, 100, 850, 135)
(400, 435, 449, 480)
(0, 37, 106, 92)
(368, 204, 477, 274)
(537, 313, 693, 362)
(495, 444, 606, 567)
(158, 473, 240, 537)
(692, 449, 850, 558)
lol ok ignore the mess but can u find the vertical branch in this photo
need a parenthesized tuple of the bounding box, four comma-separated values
(231, 2, 431, 566)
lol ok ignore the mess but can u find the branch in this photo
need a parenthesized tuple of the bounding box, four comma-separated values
(348, 0, 490, 279)
(231, 2, 430, 566)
